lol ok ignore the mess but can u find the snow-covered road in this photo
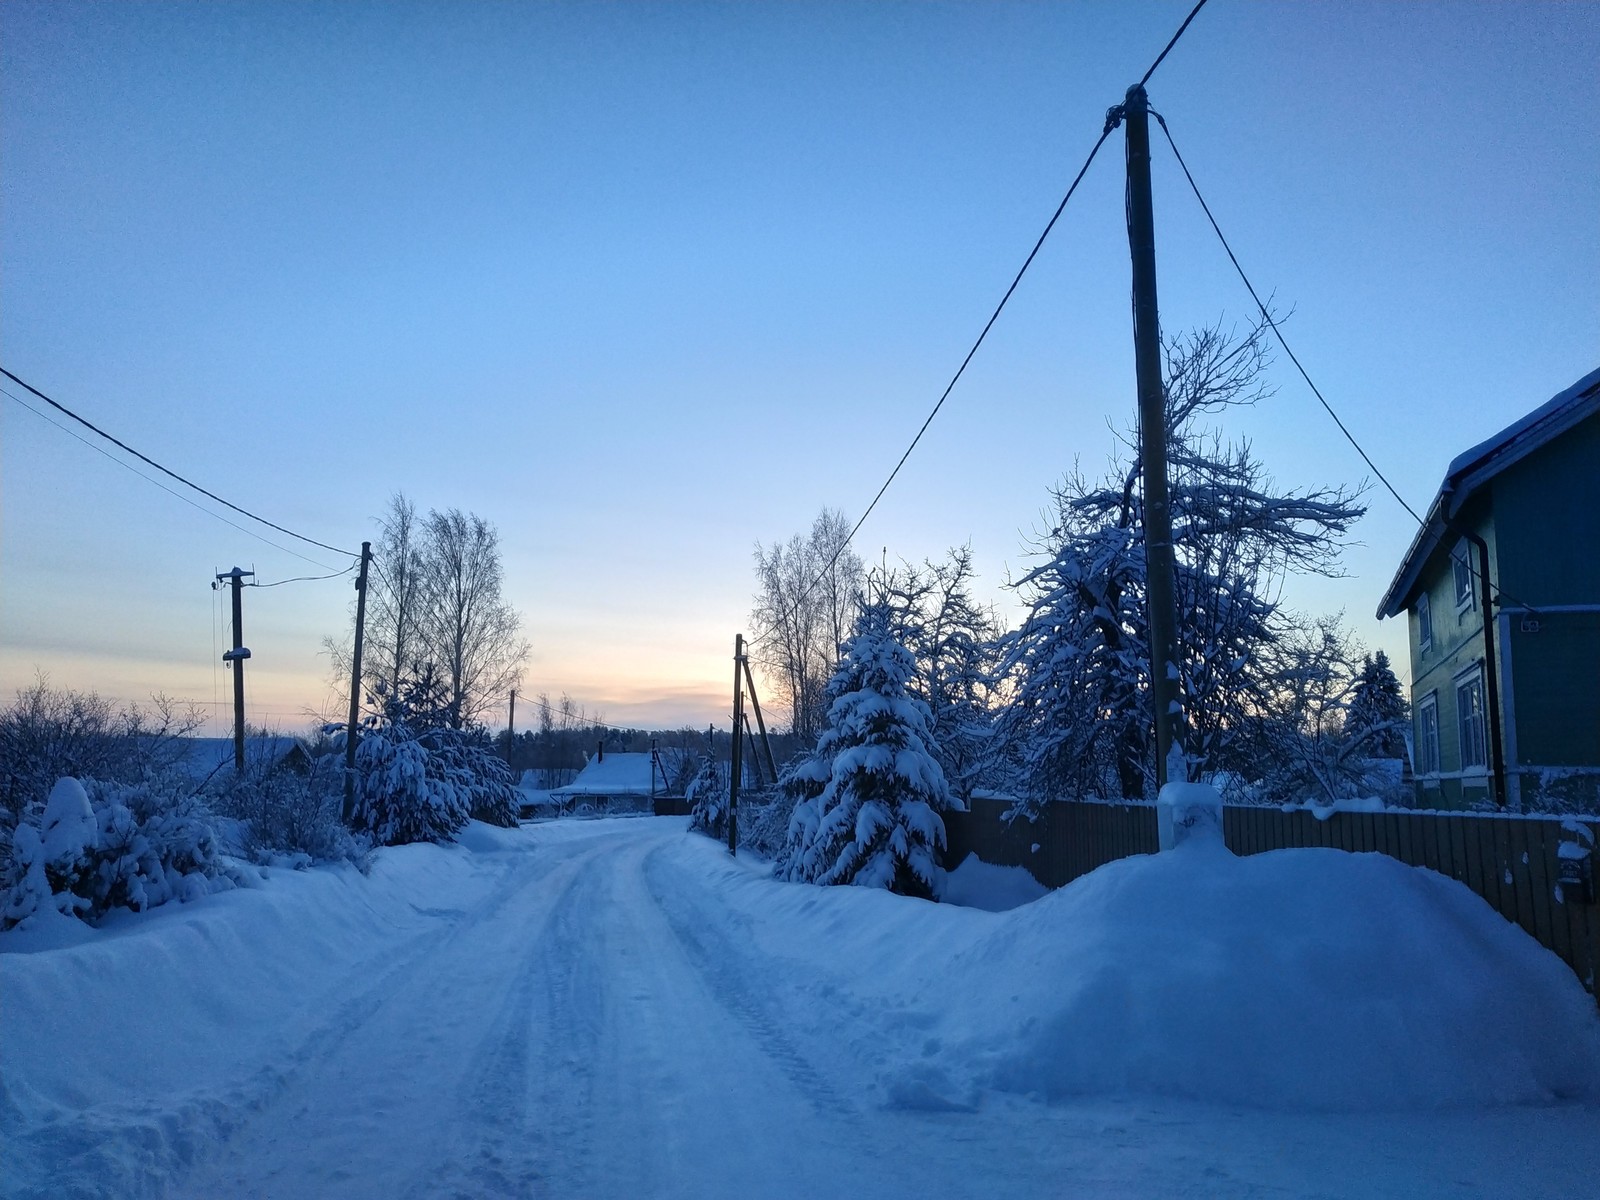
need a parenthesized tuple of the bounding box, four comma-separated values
(6, 817, 1599, 1199)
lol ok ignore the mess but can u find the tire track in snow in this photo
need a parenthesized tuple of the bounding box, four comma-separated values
(165, 834, 616, 1200)
(404, 834, 620, 1199)
(642, 843, 861, 1120)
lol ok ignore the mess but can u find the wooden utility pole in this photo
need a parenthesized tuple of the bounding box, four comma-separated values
(740, 655, 780, 785)
(1123, 83, 1183, 791)
(729, 634, 745, 855)
(216, 566, 255, 773)
(343, 542, 372, 821)
(506, 688, 517, 763)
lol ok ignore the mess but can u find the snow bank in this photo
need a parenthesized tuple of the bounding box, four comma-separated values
(945, 842, 1600, 1110)
(0, 819, 556, 1197)
(669, 834, 1600, 1114)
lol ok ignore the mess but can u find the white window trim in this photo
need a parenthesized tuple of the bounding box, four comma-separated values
(1416, 590, 1433, 653)
(1454, 663, 1487, 771)
(1452, 541, 1477, 613)
(1416, 690, 1441, 778)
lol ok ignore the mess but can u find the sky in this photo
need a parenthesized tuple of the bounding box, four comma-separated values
(2, 1, 1596, 736)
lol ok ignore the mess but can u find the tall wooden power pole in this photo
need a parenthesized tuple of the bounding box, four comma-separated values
(216, 566, 255, 772)
(728, 634, 745, 855)
(343, 542, 372, 821)
(1123, 84, 1184, 790)
(506, 688, 517, 763)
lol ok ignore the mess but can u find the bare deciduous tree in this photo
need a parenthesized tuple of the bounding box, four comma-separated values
(418, 508, 529, 730)
(751, 508, 864, 741)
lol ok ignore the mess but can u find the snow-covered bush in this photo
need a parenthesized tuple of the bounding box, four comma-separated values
(2, 776, 231, 929)
(777, 613, 954, 900)
(344, 712, 519, 846)
(212, 758, 365, 866)
(0, 679, 202, 838)
(348, 724, 470, 846)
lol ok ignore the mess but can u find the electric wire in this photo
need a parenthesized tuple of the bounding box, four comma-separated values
(2, 385, 341, 570)
(1146, 112, 1425, 525)
(0, 365, 358, 559)
(250, 564, 358, 588)
(1149, 109, 1542, 615)
(746, 3, 1212, 654)
(1140, 0, 1211, 89)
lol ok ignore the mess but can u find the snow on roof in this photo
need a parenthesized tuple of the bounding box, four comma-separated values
(171, 735, 309, 781)
(549, 753, 659, 797)
(1376, 366, 1600, 619)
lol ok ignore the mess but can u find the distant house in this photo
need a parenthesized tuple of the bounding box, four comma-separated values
(1376, 366, 1600, 811)
(172, 735, 315, 784)
(548, 749, 671, 813)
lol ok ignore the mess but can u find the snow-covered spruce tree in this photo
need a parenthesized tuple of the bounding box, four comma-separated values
(686, 754, 728, 839)
(345, 666, 518, 844)
(1344, 650, 1408, 759)
(776, 607, 954, 900)
(998, 317, 1365, 806)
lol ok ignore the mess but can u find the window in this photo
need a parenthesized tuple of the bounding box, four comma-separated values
(1456, 668, 1487, 770)
(1416, 693, 1440, 776)
(1452, 542, 1476, 611)
(1416, 591, 1433, 652)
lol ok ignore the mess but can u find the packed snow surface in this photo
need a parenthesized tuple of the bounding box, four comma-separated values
(3, 818, 1598, 1199)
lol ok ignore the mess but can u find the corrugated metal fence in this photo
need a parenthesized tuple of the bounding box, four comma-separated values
(944, 797, 1599, 1001)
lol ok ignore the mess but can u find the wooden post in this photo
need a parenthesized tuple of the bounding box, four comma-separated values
(216, 566, 255, 773)
(343, 542, 371, 821)
(1123, 83, 1183, 793)
(729, 634, 745, 854)
(741, 654, 780, 785)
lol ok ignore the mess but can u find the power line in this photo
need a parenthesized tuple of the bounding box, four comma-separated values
(1145, 113, 1425, 525)
(1140, 0, 1212, 89)
(3, 385, 340, 570)
(1148, 108, 1544, 616)
(750, 4, 1213, 652)
(250, 564, 358, 588)
(0, 365, 359, 559)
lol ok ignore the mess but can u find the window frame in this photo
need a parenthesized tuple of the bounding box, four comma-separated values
(1451, 541, 1476, 612)
(1454, 664, 1488, 775)
(1416, 691, 1441, 779)
(1416, 590, 1433, 653)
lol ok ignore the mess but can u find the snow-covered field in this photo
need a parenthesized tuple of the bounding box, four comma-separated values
(4, 817, 1599, 1199)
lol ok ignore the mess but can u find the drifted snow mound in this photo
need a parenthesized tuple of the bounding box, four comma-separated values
(937, 842, 1600, 1111)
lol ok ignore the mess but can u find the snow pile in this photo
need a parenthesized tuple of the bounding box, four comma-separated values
(942, 855, 1048, 911)
(935, 840, 1600, 1110)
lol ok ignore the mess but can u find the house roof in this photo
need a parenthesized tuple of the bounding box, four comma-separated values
(171, 735, 310, 781)
(549, 752, 659, 797)
(1376, 366, 1600, 620)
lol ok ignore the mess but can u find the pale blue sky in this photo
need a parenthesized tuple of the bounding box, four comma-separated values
(3, 1, 1596, 733)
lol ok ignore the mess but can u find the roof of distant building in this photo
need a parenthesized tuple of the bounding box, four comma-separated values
(549, 752, 661, 797)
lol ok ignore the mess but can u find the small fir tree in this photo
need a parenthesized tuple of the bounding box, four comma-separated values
(777, 607, 954, 899)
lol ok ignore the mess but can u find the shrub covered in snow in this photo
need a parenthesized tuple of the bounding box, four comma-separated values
(345, 719, 518, 846)
(777, 613, 954, 899)
(2, 776, 232, 929)
(0, 679, 202, 839)
(211, 757, 365, 866)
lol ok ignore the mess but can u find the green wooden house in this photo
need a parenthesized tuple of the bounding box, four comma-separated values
(1376, 366, 1600, 811)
